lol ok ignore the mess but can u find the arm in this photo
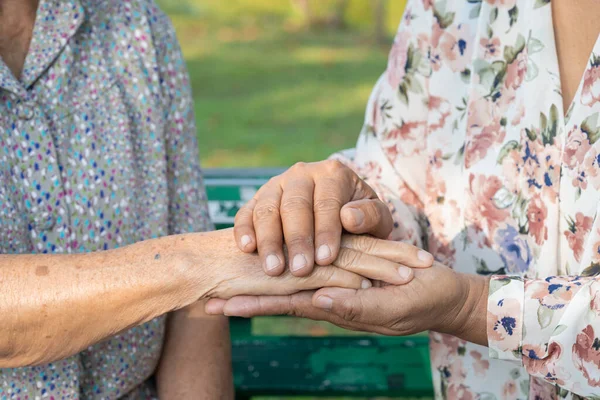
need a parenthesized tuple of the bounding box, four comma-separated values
(0, 227, 412, 368)
(0, 233, 208, 368)
(157, 301, 233, 399)
(146, 4, 233, 397)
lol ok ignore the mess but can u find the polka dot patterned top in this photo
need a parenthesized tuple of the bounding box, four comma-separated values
(0, 0, 212, 398)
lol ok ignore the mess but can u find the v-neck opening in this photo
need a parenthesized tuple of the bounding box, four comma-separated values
(547, 1, 600, 126)
(20, 0, 85, 89)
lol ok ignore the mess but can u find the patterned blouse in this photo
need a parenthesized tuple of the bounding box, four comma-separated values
(334, 0, 600, 398)
(0, 0, 211, 398)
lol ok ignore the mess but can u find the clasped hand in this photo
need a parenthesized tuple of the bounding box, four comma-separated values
(203, 161, 488, 345)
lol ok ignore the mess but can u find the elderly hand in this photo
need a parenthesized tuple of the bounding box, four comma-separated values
(204, 261, 489, 346)
(187, 229, 433, 300)
(233, 160, 431, 277)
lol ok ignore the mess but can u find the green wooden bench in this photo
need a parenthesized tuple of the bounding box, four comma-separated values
(204, 168, 433, 399)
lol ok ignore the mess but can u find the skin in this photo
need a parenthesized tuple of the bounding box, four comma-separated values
(157, 300, 234, 399)
(552, 0, 600, 115)
(0, 228, 428, 367)
(0, 0, 37, 79)
(234, 160, 411, 277)
(206, 263, 489, 346)
(226, 3, 600, 341)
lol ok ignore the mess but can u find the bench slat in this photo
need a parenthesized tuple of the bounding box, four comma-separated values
(232, 335, 433, 397)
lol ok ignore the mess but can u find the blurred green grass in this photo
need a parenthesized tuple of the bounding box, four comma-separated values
(162, 0, 406, 167)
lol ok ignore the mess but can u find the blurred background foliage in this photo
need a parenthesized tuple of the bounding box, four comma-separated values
(157, 0, 406, 167)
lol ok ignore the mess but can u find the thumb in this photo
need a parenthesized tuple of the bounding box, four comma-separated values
(204, 298, 227, 315)
(312, 287, 367, 323)
(340, 199, 393, 239)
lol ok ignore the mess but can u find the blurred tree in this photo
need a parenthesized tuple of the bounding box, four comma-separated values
(331, 0, 349, 29)
(372, 0, 386, 44)
(291, 0, 314, 27)
(292, 0, 349, 30)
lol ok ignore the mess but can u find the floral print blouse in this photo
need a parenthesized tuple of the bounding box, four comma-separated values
(0, 0, 210, 398)
(334, 0, 600, 398)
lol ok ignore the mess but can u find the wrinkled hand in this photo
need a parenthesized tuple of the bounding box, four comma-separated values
(189, 229, 433, 300)
(234, 160, 414, 277)
(205, 262, 489, 345)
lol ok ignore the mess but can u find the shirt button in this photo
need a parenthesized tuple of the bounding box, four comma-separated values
(17, 103, 34, 120)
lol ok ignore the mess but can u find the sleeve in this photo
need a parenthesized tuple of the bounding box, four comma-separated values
(147, 2, 213, 234)
(330, 0, 433, 248)
(488, 273, 600, 396)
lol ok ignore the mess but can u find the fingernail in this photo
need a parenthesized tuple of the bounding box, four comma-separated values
(398, 266, 412, 280)
(266, 254, 281, 271)
(241, 235, 252, 249)
(316, 245, 331, 261)
(362, 279, 372, 289)
(347, 208, 364, 226)
(315, 295, 333, 309)
(291, 254, 307, 272)
(418, 250, 433, 264)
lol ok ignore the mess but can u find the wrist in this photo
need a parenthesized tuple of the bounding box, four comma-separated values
(436, 272, 489, 346)
(168, 229, 238, 302)
(129, 233, 210, 310)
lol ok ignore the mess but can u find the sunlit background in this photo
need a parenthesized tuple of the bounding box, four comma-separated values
(157, 0, 406, 168)
(158, 2, 415, 399)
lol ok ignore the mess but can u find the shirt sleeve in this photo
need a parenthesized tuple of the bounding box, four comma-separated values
(488, 274, 600, 396)
(330, 0, 433, 248)
(148, 2, 213, 235)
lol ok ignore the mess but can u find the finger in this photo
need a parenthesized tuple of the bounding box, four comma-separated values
(280, 176, 316, 277)
(253, 182, 286, 276)
(205, 298, 227, 315)
(340, 199, 393, 239)
(312, 174, 348, 267)
(350, 172, 379, 201)
(301, 265, 372, 291)
(218, 292, 324, 319)
(341, 234, 434, 268)
(234, 198, 258, 253)
(312, 287, 388, 326)
(334, 247, 414, 284)
(216, 293, 393, 334)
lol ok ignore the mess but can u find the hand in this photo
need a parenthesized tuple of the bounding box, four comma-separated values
(180, 229, 431, 300)
(234, 160, 416, 277)
(205, 262, 489, 345)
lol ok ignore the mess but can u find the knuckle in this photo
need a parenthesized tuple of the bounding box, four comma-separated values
(354, 235, 378, 253)
(281, 195, 312, 214)
(323, 159, 345, 173)
(235, 204, 253, 221)
(289, 162, 308, 174)
(263, 176, 282, 189)
(336, 248, 360, 267)
(254, 202, 280, 222)
(285, 234, 314, 248)
(342, 301, 362, 322)
(289, 296, 304, 318)
(313, 198, 342, 214)
(321, 267, 338, 286)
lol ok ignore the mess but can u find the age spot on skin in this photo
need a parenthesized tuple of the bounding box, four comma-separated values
(35, 266, 49, 276)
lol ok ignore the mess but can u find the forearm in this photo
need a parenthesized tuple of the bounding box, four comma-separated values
(156, 301, 233, 399)
(0, 234, 207, 367)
